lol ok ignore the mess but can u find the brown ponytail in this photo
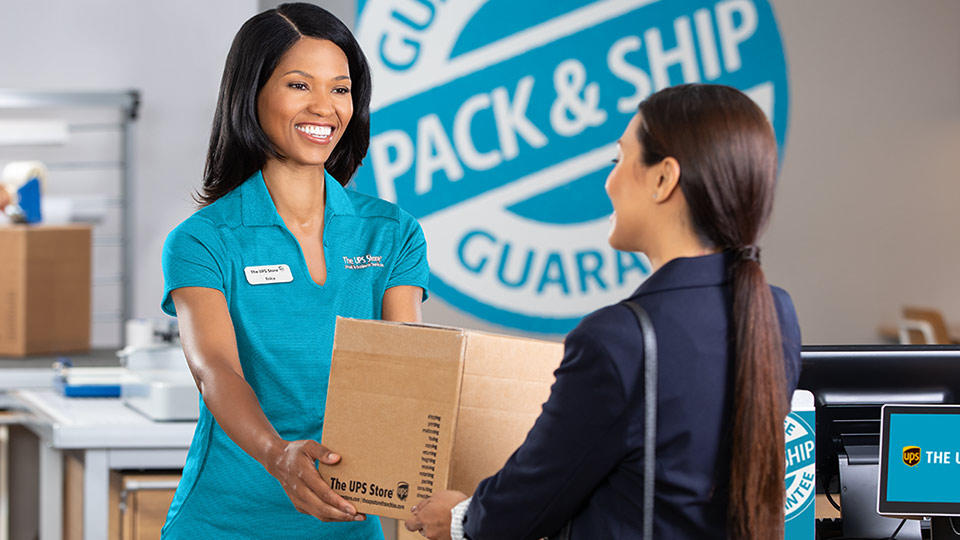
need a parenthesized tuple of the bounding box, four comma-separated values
(638, 84, 788, 539)
(729, 256, 787, 538)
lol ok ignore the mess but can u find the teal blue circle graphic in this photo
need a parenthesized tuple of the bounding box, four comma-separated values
(354, 0, 790, 334)
(784, 412, 816, 521)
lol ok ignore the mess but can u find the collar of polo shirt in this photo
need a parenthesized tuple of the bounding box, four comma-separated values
(241, 169, 356, 227)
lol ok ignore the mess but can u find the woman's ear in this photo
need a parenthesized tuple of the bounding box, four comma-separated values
(652, 157, 681, 203)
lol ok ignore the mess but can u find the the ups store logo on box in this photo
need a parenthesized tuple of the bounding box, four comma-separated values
(319, 318, 563, 520)
(903, 446, 922, 467)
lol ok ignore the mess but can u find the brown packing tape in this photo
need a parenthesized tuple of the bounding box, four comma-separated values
(458, 374, 556, 413)
(331, 316, 465, 359)
(461, 331, 563, 381)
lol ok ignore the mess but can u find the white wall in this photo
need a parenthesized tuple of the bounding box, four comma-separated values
(259, 0, 356, 27)
(0, 0, 258, 345)
(764, 0, 960, 343)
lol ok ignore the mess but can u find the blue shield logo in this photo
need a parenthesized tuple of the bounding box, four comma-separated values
(354, 0, 790, 333)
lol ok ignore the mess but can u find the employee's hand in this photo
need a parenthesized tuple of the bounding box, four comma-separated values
(267, 439, 366, 522)
(405, 490, 468, 540)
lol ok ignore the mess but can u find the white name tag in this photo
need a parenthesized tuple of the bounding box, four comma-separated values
(244, 264, 294, 285)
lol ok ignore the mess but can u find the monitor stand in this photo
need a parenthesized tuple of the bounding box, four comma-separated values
(839, 445, 922, 539)
(932, 518, 960, 539)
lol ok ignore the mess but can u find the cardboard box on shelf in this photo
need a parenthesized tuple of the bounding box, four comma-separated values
(0, 224, 91, 356)
(320, 317, 564, 520)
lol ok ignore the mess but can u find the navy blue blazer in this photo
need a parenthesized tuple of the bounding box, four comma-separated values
(462, 252, 802, 539)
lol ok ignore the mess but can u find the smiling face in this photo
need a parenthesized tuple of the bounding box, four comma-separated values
(256, 37, 353, 168)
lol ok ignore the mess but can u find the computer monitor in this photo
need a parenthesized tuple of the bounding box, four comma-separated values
(799, 345, 960, 485)
(878, 404, 960, 517)
(799, 345, 960, 539)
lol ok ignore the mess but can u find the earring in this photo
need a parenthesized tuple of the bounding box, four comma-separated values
(652, 193, 658, 200)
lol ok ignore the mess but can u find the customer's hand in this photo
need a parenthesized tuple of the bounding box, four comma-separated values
(405, 490, 468, 540)
(266, 439, 365, 522)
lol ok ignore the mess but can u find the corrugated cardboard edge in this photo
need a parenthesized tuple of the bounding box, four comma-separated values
(338, 317, 464, 333)
(440, 329, 468, 501)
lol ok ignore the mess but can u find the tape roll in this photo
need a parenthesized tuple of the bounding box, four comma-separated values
(1, 160, 47, 190)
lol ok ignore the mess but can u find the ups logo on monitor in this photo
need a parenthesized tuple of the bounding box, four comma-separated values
(902, 446, 922, 467)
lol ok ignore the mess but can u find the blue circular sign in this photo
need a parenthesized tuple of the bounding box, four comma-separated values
(355, 0, 790, 333)
(784, 412, 816, 521)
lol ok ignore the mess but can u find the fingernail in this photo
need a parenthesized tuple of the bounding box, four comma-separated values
(342, 505, 355, 514)
(329, 453, 340, 461)
(354, 515, 365, 521)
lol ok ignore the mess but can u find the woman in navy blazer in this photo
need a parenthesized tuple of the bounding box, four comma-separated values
(406, 84, 801, 540)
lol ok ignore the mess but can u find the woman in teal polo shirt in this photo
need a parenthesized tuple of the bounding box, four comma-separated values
(159, 4, 427, 538)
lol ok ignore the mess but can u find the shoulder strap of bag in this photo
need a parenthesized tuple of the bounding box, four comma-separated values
(548, 301, 658, 540)
(624, 300, 657, 540)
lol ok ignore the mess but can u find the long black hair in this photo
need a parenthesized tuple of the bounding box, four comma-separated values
(638, 84, 786, 539)
(199, 2, 372, 206)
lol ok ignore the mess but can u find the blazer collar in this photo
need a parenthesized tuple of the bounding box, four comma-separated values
(241, 169, 355, 227)
(630, 251, 734, 298)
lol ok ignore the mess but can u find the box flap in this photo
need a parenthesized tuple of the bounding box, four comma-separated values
(449, 332, 564, 494)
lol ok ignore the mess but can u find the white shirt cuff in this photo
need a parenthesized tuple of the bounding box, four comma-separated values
(450, 496, 472, 540)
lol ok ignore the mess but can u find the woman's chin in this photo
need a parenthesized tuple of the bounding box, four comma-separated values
(607, 231, 629, 252)
(607, 228, 643, 253)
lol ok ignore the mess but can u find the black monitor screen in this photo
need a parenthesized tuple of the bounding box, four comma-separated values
(798, 345, 960, 484)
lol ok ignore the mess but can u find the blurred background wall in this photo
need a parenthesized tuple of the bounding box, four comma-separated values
(0, 0, 958, 344)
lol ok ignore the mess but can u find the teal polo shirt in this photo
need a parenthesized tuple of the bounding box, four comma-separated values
(159, 170, 428, 539)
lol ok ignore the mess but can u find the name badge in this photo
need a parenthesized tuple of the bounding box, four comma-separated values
(244, 264, 294, 285)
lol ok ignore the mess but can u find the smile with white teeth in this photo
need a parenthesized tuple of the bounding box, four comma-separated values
(296, 124, 333, 138)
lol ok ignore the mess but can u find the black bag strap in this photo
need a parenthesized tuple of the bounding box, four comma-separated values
(549, 301, 658, 540)
(624, 300, 657, 540)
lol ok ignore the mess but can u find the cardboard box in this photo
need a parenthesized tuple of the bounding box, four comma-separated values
(0, 224, 91, 356)
(320, 317, 563, 520)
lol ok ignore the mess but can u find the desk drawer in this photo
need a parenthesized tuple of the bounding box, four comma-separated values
(114, 473, 179, 540)
(63, 453, 180, 540)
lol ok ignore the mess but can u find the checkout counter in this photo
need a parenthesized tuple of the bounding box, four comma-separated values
(4, 355, 816, 540)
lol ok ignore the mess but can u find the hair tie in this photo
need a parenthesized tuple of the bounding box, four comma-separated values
(736, 245, 761, 263)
